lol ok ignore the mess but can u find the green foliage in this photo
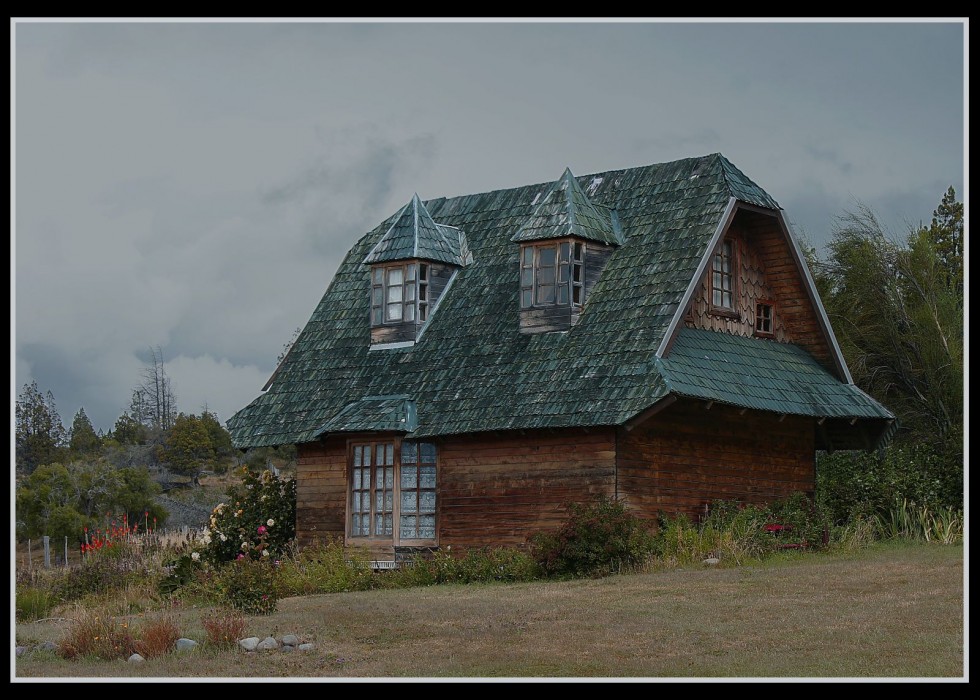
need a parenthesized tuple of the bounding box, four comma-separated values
(274, 539, 375, 595)
(16, 586, 58, 622)
(68, 408, 101, 458)
(111, 412, 148, 446)
(199, 467, 296, 565)
(157, 552, 204, 595)
(817, 442, 962, 525)
(15, 461, 166, 541)
(874, 498, 963, 544)
(214, 558, 279, 614)
(816, 190, 963, 447)
(48, 551, 145, 603)
(15, 380, 67, 475)
(385, 546, 542, 587)
(529, 496, 657, 578)
(199, 410, 234, 458)
(164, 413, 216, 477)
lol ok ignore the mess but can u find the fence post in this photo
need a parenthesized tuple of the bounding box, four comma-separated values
(65, 536, 69, 568)
(27, 538, 32, 572)
(43, 536, 51, 568)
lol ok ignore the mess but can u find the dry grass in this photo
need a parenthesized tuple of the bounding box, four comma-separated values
(202, 609, 247, 649)
(15, 541, 964, 680)
(133, 613, 181, 659)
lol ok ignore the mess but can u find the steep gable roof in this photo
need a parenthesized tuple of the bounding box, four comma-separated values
(227, 153, 891, 448)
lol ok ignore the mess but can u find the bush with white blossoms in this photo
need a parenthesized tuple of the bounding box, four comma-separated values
(198, 467, 296, 565)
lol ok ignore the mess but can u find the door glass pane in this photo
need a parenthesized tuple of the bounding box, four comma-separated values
(375, 513, 383, 535)
(385, 491, 393, 511)
(376, 491, 384, 510)
(385, 443, 393, 465)
(421, 490, 436, 511)
(420, 466, 436, 488)
(353, 469, 361, 490)
(385, 467, 393, 488)
(421, 443, 436, 462)
(354, 448, 363, 468)
(384, 514, 392, 535)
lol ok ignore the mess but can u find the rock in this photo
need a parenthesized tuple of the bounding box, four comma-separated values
(281, 645, 295, 652)
(128, 653, 146, 663)
(238, 637, 260, 651)
(175, 638, 199, 651)
(38, 641, 57, 652)
(256, 636, 279, 651)
(15, 646, 27, 657)
(281, 634, 299, 647)
(702, 557, 721, 566)
(298, 643, 314, 652)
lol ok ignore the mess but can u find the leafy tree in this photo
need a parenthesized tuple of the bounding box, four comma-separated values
(111, 411, 149, 446)
(68, 407, 101, 458)
(164, 413, 215, 479)
(15, 461, 165, 541)
(15, 381, 66, 475)
(200, 409, 234, 458)
(817, 191, 963, 447)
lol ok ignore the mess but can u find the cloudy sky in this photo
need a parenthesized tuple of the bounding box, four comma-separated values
(12, 19, 966, 436)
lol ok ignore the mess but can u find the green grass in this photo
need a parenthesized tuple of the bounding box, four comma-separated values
(14, 541, 963, 679)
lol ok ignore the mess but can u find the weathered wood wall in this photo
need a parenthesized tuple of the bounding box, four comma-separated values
(370, 262, 457, 345)
(617, 399, 815, 524)
(438, 428, 617, 548)
(295, 438, 348, 547)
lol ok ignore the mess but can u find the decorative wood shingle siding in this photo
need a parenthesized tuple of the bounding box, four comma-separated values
(743, 211, 835, 371)
(427, 262, 454, 309)
(438, 429, 616, 548)
(519, 305, 573, 334)
(295, 439, 347, 547)
(616, 399, 815, 524)
(371, 320, 417, 345)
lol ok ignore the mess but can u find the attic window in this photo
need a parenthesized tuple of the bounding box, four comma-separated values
(371, 262, 428, 325)
(519, 240, 585, 309)
(710, 238, 736, 314)
(755, 300, 775, 338)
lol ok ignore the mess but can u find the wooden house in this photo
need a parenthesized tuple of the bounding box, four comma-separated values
(227, 154, 894, 561)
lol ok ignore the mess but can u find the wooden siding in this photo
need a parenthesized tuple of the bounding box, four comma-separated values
(295, 438, 348, 547)
(685, 223, 790, 342)
(371, 320, 417, 345)
(616, 399, 815, 524)
(437, 429, 617, 549)
(685, 208, 835, 372)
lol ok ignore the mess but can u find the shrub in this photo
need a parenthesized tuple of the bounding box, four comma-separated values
(817, 442, 963, 525)
(199, 467, 296, 565)
(383, 546, 542, 587)
(529, 496, 656, 578)
(15, 587, 58, 622)
(275, 538, 374, 596)
(214, 557, 279, 615)
(202, 608, 247, 648)
(874, 498, 964, 544)
(58, 607, 137, 660)
(134, 613, 181, 658)
(49, 550, 144, 603)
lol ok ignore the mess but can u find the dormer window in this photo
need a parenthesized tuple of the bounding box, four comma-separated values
(520, 240, 585, 309)
(711, 238, 736, 313)
(371, 262, 430, 325)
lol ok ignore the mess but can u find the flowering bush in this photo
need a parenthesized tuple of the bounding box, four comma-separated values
(198, 467, 295, 565)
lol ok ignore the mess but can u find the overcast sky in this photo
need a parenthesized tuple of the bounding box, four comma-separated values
(12, 19, 966, 437)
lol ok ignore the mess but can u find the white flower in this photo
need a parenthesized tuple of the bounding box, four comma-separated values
(201, 535, 212, 545)
(267, 519, 275, 527)
(220, 534, 227, 542)
(241, 542, 249, 551)
(261, 549, 270, 557)
(191, 552, 200, 561)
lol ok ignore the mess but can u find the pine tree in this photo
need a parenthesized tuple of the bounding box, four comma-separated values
(15, 381, 66, 475)
(69, 407, 102, 457)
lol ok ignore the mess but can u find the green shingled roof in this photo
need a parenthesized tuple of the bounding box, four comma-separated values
(511, 168, 622, 246)
(315, 395, 418, 434)
(363, 194, 470, 266)
(658, 328, 893, 419)
(227, 152, 891, 448)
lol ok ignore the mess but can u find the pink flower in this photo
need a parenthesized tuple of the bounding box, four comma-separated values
(257, 525, 267, 535)
(237, 553, 245, 560)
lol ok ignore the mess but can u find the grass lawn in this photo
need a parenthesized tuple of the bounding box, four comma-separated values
(13, 540, 964, 681)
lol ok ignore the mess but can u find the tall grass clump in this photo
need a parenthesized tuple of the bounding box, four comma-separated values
(201, 608, 247, 649)
(529, 496, 657, 578)
(57, 607, 137, 660)
(133, 613, 181, 659)
(381, 546, 542, 588)
(874, 498, 963, 544)
(15, 586, 59, 622)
